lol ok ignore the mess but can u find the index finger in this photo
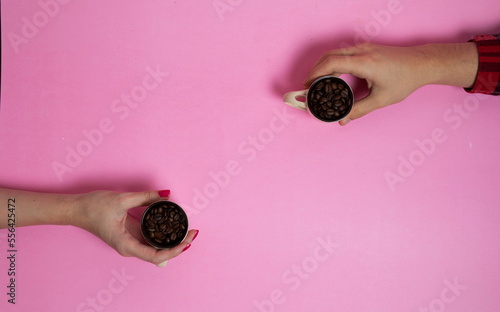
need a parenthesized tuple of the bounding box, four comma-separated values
(305, 54, 362, 87)
(310, 45, 360, 68)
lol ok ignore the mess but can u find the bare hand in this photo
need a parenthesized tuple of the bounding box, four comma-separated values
(304, 42, 478, 125)
(72, 190, 198, 266)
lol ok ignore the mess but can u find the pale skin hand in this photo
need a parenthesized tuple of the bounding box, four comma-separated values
(304, 42, 479, 125)
(0, 188, 198, 266)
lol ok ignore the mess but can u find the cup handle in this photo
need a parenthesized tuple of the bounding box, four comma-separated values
(283, 90, 307, 111)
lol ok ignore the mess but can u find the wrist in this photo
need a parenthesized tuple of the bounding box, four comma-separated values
(66, 193, 91, 230)
(420, 42, 478, 88)
(45, 193, 82, 227)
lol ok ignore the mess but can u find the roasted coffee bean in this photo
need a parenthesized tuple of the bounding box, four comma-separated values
(141, 201, 188, 248)
(307, 78, 352, 121)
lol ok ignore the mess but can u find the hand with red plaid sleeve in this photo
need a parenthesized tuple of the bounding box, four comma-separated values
(304, 34, 499, 126)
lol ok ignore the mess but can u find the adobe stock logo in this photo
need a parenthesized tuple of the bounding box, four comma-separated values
(182, 107, 295, 217)
(418, 278, 466, 312)
(384, 92, 487, 192)
(76, 267, 134, 312)
(338, 0, 404, 49)
(252, 235, 340, 312)
(212, 0, 244, 21)
(8, 0, 73, 53)
(52, 65, 168, 181)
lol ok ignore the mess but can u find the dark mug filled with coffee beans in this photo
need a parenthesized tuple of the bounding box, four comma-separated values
(141, 200, 189, 249)
(283, 76, 353, 122)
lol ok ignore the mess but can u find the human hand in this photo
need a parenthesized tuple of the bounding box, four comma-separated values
(304, 42, 478, 125)
(71, 190, 198, 267)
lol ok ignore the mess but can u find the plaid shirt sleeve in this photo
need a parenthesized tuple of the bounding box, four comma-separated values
(465, 34, 500, 95)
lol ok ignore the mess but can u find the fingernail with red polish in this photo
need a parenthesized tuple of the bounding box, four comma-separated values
(182, 244, 191, 252)
(158, 190, 171, 198)
(192, 230, 199, 241)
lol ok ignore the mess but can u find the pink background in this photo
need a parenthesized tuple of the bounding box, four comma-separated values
(1, 0, 500, 311)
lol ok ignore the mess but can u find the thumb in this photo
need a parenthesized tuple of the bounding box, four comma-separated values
(121, 189, 171, 210)
(339, 92, 386, 126)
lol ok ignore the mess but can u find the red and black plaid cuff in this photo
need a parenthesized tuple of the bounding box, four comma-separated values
(465, 34, 500, 95)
